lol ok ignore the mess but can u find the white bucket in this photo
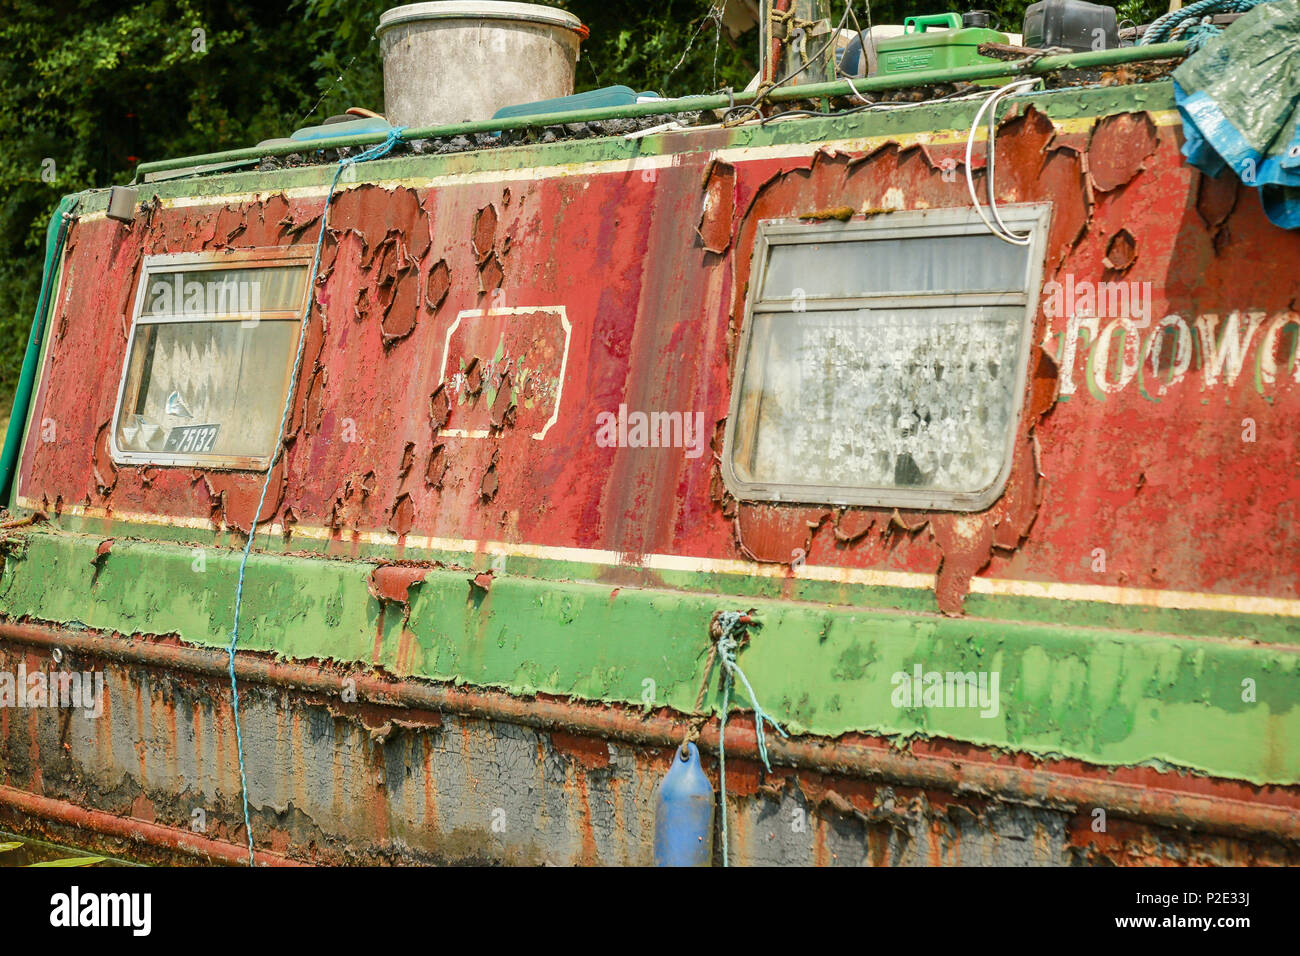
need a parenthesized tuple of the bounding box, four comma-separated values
(376, 2, 586, 129)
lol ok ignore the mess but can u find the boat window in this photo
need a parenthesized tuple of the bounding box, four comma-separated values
(722, 206, 1050, 511)
(110, 252, 311, 470)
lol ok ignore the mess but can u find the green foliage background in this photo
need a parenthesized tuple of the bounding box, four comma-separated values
(0, 0, 1161, 415)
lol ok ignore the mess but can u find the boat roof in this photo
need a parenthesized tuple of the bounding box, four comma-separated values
(118, 41, 1187, 194)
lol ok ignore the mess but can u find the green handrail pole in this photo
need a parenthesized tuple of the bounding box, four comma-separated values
(131, 42, 1189, 180)
(0, 196, 78, 508)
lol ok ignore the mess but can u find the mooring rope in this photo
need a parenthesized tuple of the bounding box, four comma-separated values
(227, 126, 406, 865)
(726, 0, 858, 125)
(706, 610, 787, 867)
(1140, 0, 1264, 51)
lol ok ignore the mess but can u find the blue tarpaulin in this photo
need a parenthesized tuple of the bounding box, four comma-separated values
(1172, 0, 1300, 228)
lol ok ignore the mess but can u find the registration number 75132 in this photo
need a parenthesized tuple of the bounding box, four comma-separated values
(163, 423, 221, 454)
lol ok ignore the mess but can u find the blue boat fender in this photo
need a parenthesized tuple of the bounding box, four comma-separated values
(654, 741, 715, 866)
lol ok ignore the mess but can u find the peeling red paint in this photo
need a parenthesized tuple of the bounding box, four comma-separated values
(397, 442, 415, 480)
(833, 509, 874, 544)
(1196, 172, 1239, 229)
(479, 456, 499, 501)
(734, 506, 828, 565)
(697, 159, 737, 253)
(92, 538, 113, 564)
(424, 443, 448, 489)
(477, 252, 504, 294)
(1088, 111, 1158, 192)
(1103, 227, 1138, 273)
(425, 259, 451, 311)
(389, 493, 415, 537)
(91, 423, 116, 498)
(207, 461, 287, 534)
(472, 204, 497, 263)
(367, 564, 430, 604)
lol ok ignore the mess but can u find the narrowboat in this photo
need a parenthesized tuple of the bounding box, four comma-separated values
(0, 0, 1298, 866)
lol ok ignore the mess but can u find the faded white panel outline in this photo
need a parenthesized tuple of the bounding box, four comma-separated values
(437, 305, 571, 440)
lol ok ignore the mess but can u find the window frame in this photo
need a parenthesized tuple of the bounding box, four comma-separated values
(721, 204, 1051, 512)
(108, 248, 312, 471)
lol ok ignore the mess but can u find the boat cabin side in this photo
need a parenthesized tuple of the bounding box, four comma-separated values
(10, 82, 1300, 628)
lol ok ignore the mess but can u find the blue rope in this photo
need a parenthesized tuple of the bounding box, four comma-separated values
(227, 127, 406, 865)
(711, 610, 787, 867)
(1140, 0, 1264, 52)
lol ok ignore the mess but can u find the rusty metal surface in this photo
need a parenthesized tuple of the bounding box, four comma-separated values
(0, 786, 302, 867)
(3, 620, 1298, 856)
(1, 629, 1296, 865)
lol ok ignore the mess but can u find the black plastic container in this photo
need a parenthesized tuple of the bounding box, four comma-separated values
(1023, 0, 1119, 51)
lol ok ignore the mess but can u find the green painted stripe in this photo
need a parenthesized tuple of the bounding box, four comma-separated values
(19, 509, 1300, 646)
(2, 529, 1296, 786)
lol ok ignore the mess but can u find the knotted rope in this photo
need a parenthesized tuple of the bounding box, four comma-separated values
(227, 125, 407, 865)
(685, 609, 788, 866)
(1140, 0, 1263, 52)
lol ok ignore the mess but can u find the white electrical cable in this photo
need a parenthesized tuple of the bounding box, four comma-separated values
(965, 78, 1040, 246)
(844, 74, 872, 104)
(985, 81, 1037, 241)
(624, 121, 685, 139)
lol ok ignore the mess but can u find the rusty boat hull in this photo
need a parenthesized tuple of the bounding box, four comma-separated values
(2, 55, 1300, 865)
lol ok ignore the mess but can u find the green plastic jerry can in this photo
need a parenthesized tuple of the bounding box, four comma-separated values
(875, 13, 1008, 79)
